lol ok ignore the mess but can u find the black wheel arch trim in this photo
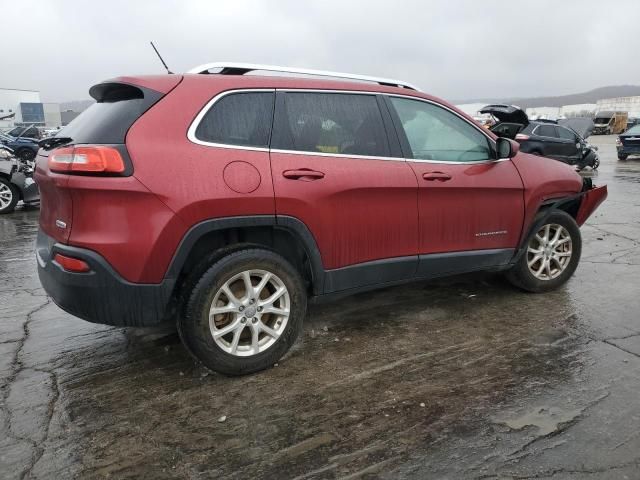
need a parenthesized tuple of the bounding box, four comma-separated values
(164, 215, 326, 295)
(512, 193, 586, 264)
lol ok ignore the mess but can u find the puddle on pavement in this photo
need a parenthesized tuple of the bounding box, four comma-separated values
(493, 405, 585, 436)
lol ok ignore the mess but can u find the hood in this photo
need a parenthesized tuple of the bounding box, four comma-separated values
(13, 137, 38, 144)
(558, 118, 594, 139)
(594, 111, 614, 124)
(480, 104, 529, 125)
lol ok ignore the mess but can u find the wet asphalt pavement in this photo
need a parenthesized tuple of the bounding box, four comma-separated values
(1, 135, 639, 479)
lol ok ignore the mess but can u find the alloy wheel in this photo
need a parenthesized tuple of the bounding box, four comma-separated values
(527, 223, 572, 280)
(0, 183, 14, 210)
(209, 269, 290, 357)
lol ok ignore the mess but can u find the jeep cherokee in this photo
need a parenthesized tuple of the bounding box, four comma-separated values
(35, 63, 607, 375)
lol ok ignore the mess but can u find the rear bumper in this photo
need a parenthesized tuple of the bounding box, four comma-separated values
(36, 230, 175, 327)
(617, 146, 640, 156)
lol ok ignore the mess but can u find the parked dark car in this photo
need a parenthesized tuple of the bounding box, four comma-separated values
(480, 105, 597, 169)
(6, 125, 41, 140)
(616, 124, 640, 160)
(0, 145, 39, 213)
(35, 65, 607, 375)
(0, 131, 39, 160)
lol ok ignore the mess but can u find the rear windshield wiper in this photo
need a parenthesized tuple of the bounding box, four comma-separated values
(39, 137, 73, 150)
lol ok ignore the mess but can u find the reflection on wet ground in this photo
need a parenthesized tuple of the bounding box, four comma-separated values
(1, 135, 639, 479)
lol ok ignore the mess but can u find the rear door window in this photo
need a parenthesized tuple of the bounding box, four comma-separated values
(194, 91, 275, 148)
(271, 92, 390, 157)
(534, 125, 557, 138)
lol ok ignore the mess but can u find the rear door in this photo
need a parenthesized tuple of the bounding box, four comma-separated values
(270, 91, 419, 292)
(532, 124, 565, 160)
(385, 95, 524, 277)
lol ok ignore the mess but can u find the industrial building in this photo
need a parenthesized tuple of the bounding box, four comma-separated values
(596, 96, 640, 118)
(0, 87, 62, 129)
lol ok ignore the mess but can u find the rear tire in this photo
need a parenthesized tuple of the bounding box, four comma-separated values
(0, 177, 18, 214)
(506, 211, 581, 293)
(178, 248, 306, 376)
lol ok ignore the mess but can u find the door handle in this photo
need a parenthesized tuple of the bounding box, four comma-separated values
(422, 171, 452, 182)
(283, 169, 325, 181)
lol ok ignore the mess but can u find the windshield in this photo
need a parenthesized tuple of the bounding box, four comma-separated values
(625, 125, 640, 135)
(0, 132, 12, 141)
(594, 117, 611, 124)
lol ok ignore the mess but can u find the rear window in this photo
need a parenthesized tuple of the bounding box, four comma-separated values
(625, 125, 640, 135)
(272, 92, 390, 157)
(194, 91, 275, 148)
(58, 83, 162, 144)
(534, 125, 557, 137)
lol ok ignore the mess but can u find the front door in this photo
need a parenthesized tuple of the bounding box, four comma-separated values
(555, 125, 581, 163)
(385, 95, 525, 277)
(270, 91, 419, 292)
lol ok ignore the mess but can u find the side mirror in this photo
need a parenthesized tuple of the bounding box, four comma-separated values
(496, 137, 519, 158)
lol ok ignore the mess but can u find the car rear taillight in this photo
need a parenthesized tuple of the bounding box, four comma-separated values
(49, 146, 125, 174)
(515, 133, 530, 141)
(53, 253, 91, 273)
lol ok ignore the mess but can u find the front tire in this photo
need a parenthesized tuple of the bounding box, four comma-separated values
(618, 154, 628, 161)
(506, 211, 581, 293)
(16, 148, 36, 161)
(178, 248, 306, 376)
(0, 177, 18, 214)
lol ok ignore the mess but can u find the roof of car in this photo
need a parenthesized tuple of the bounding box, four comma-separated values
(107, 73, 498, 140)
(186, 62, 418, 89)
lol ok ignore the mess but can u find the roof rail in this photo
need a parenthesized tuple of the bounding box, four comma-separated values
(186, 62, 419, 91)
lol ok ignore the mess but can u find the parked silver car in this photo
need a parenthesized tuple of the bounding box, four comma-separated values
(0, 145, 39, 214)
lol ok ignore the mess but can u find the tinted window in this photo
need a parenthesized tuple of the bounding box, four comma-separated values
(534, 125, 557, 138)
(195, 92, 274, 148)
(272, 92, 389, 157)
(389, 97, 492, 162)
(60, 84, 161, 144)
(556, 126, 577, 141)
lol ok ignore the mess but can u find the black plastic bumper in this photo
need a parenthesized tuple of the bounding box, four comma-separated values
(36, 230, 175, 327)
(617, 146, 640, 156)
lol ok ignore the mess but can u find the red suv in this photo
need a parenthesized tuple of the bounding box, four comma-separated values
(35, 63, 607, 375)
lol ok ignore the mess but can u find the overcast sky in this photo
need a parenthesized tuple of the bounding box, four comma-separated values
(4, 0, 640, 102)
